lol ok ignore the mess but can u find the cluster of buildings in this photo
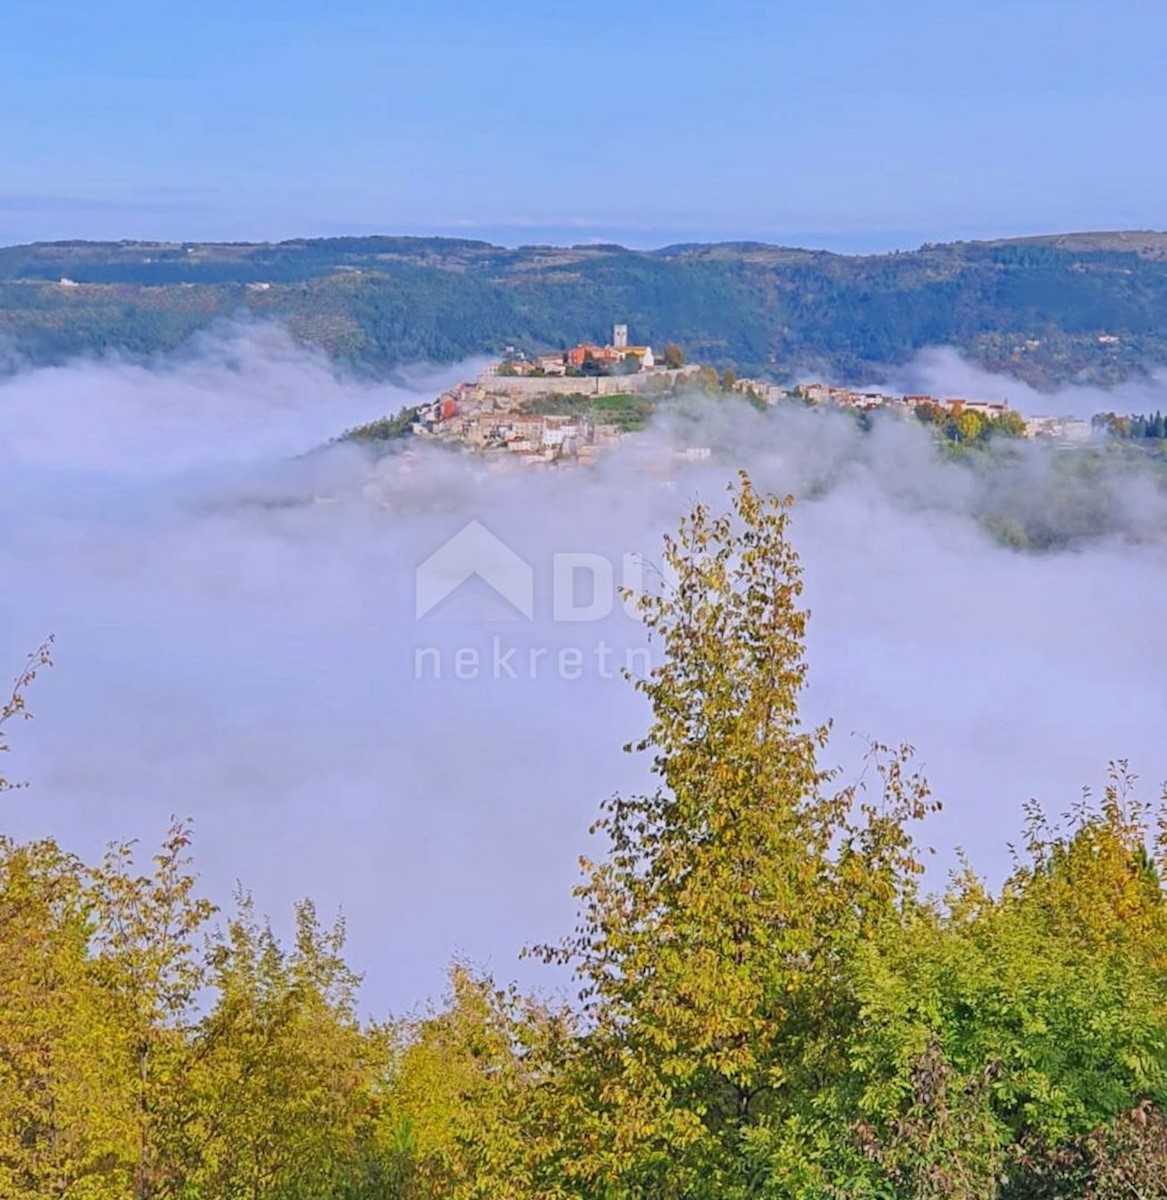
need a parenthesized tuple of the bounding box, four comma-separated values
(406, 324, 674, 466)
(405, 322, 1097, 468)
(498, 325, 656, 376)
(412, 381, 623, 466)
(786, 382, 1011, 421)
(1020, 415, 1093, 443)
(774, 382, 1091, 442)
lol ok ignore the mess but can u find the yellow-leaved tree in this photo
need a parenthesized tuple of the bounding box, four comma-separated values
(538, 473, 938, 1198)
(182, 894, 382, 1200)
(376, 963, 571, 1200)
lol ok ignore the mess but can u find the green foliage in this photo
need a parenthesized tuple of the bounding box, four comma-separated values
(526, 477, 1167, 1198)
(533, 477, 941, 1198)
(186, 895, 379, 1200)
(340, 406, 420, 444)
(967, 441, 1167, 550)
(913, 403, 1027, 447)
(0, 818, 389, 1198)
(990, 409, 1028, 439)
(375, 964, 573, 1200)
(519, 390, 656, 431)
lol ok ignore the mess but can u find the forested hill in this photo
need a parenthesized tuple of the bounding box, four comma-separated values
(5, 230, 1167, 385)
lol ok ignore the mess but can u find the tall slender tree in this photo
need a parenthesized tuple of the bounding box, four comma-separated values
(540, 474, 935, 1197)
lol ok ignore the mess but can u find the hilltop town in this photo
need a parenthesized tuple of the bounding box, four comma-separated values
(343, 324, 1097, 466)
(400, 326, 698, 466)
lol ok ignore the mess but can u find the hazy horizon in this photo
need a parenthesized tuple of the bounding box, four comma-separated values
(3, 222, 1166, 258)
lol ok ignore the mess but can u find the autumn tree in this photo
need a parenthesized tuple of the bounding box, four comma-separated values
(841, 764, 1167, 1200)
(990, 409, 1027, 439)
(183, 895, 381, 1200)
(87, 824, 216, 1200)
(663, 343, 685, 369)
(0, 644, 138, 1198)
(951, 409, 985, 443)
(0, 836, 136, 1198)
(377, 963, 573, 1200)
(541, 474, 936, 1197)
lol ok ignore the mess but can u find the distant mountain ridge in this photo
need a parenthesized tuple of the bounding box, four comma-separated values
(3, 230, 1167, 386)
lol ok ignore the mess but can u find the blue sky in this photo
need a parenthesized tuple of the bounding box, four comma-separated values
(1, 0, 1164, 249)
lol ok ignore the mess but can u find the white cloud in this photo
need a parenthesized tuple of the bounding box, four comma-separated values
(3, 330, 1167, 1013)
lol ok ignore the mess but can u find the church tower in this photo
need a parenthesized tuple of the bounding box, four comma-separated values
(613, 323, 628, 349)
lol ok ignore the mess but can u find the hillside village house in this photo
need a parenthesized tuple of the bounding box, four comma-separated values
(948, 398, 1009, 419)
(795, 384, 1010, 419)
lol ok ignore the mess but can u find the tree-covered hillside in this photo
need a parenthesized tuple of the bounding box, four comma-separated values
(4, 232, 1167, 385)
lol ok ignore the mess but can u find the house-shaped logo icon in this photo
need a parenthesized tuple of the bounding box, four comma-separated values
(415, 520, 535, 621)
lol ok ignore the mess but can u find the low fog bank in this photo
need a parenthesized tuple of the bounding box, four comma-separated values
(2, 328, 1167, 1013)
(649, 394, 1167, 550)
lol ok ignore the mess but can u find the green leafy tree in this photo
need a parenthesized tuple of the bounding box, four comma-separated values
(378, 963, 571, 1200)
(540, 474, 936, 1198)
(950, 409, 986, 443)
(184, 895, 380, 1200)
(989, 410, 1027, 438)
(0, 836, 133, 1198)
(341, 406, 419, 444)
(853, 765, 1167, 1200)
(89, 823, 216, 1200)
